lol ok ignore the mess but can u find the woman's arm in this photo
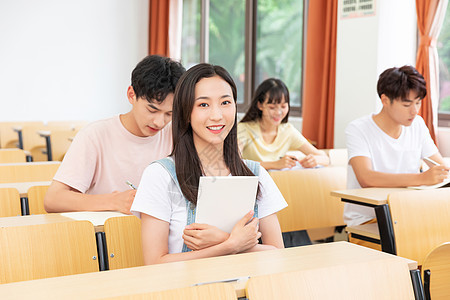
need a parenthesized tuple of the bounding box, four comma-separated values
(260, 156, 297, 170)
(243, 213, 284, 252)
(297, 142, 330, 167)
(142, 211, 262, 265)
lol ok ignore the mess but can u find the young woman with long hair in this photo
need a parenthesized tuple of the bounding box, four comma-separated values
(131, 64, 287, 264)
(239, 78, 329, 170)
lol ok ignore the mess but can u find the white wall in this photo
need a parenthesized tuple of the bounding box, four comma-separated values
(334, 0, 417, 147)
(0, 0, 149, 123)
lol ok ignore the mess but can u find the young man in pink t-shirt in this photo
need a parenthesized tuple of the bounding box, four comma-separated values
(44, 55, 185, 214)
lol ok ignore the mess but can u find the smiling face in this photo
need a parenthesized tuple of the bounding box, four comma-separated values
(190, 75, 236, 151)
(257, 95, 289, 127)
(128, 86, 173, 137)
(382, 90, 422, 127)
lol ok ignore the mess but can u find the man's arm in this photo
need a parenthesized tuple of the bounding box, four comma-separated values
(44, 180, 136, 214)
(350, 156, 450, 188)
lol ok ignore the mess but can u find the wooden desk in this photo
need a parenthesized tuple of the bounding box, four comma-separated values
(331, 188, 409, 255)
(0, 241, 421, 299)
(0, 181, 51, 197)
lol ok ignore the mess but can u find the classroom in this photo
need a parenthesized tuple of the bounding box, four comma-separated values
(1, 0, 450, 299)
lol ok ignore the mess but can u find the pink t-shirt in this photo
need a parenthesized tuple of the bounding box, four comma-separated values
(53, 115, 173, 194)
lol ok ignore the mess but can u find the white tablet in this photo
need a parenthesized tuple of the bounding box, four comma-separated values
(195, 176, 259, 233)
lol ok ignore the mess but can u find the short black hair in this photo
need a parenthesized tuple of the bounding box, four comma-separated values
(377, 65, 427, 102)
(131, 55, 185, 103)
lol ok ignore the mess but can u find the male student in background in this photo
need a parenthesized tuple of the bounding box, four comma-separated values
(345, 65, 449, 227)
(45, 55, 185, 214)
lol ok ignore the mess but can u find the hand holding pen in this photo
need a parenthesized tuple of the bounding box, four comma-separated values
(422, 157, 450, 185)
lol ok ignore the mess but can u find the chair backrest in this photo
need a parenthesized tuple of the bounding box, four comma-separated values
(388, 188, 450, 265)
(422, 242, 450, 300)
(49, 129, 79, 161)
(0, 162, 60, 183)
(27, 185, 50, 215)
(104, 215, 144, 270)
(327, 148, 348, 166)
(0, 121, 44, 149)
(0, 148, 27, 163)
(269, 166, 346, 232)
(0, 188, 21, 217)
(245, 258, 414, 299)
(108, 283, 237, 300)
(0, 220, 99, 283)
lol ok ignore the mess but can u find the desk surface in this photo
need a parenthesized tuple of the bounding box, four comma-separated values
(0, 212, 127, 232)
(331, 188, 409, 206)
(0, 241, 417, 299)
(0, 181, 51, 197)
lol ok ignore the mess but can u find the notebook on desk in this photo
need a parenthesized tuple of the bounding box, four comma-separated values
(195, 176, 259, 233)
(407, 177, 450, 190)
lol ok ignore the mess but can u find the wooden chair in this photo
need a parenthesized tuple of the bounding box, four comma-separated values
(269, 166, 346, 233)
(0, 148, 27, 163)
(0, 220, 99, 283)
(108, 283, 237, 300)
(104, 215, 144, 270)
(388, 188, 450, 265)
(246, 258, 414, 299)
(27, 185, 50, 215)
(422, 242, 450, 300)
(0, 188, 21, 217)
(327, 148, 348, 166)
(0, 162, 60, 183)
(48, 128, 79, 161)
(0, 121, 44, 149)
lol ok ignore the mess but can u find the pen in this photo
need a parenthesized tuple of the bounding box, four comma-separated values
(424, 157, 440, 166)
(193, 276, 250, 286)
(125, 180, 137, 190)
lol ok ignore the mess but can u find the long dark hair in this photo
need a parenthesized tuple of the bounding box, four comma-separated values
(172, 63, 259, 205)
(240, 78, 290, 123)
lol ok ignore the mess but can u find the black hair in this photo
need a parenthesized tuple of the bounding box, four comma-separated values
(240, 78, 290, 123)
(377, 65, 427, 102)
(172, 63, 259, 205)
(131, 55, 185, 103)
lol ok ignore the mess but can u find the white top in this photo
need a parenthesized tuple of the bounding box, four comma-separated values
(54, 115, 173, 194)
(344, 114, 438, 226)
(131, 162, 288, 253)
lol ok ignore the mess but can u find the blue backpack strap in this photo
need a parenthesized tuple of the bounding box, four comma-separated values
(243, 159, 260, 218)
(153, 157, 195, 253)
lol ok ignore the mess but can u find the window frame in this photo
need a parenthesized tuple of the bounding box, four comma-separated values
(195, 0, 305, 117)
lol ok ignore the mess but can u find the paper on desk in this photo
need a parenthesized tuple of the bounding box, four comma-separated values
(60, 211, 127, 226)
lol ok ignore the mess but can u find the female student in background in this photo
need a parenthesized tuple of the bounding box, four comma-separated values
(131, 63, 287, 265)
(238, 78, 329, 170)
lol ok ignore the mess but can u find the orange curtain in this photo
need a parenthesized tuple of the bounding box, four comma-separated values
(301, 0, 337, 149)
(415, 0, 447, 143)
(149, 0, 170, 56)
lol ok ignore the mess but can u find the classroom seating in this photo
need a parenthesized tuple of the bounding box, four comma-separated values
(0, 220, 99, 283)
(27, 185, 50, 215)
(269, 166, 346, 233)
(326, 148, 348, 166)
(46, 128, 79, 161)
(245, 257, 415, 299)
(0, 149, 27, 163)
(0, 188, 21, 217)
(422, 242, 450, 300)
(0, 162, 60, 183)
(104, 215, 144, 270)
(108, 283, 237, 300)
(0, 121, 44, 149)
(388, 188, 450, 265)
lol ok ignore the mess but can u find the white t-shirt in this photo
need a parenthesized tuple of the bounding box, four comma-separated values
(54, 115, 173, 194)
(344, 114, 438, 226)
(131, 162, 288, 253)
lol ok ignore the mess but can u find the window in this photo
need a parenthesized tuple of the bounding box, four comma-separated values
(180, 0, 304, 115)
(438, 5, 450, 127)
